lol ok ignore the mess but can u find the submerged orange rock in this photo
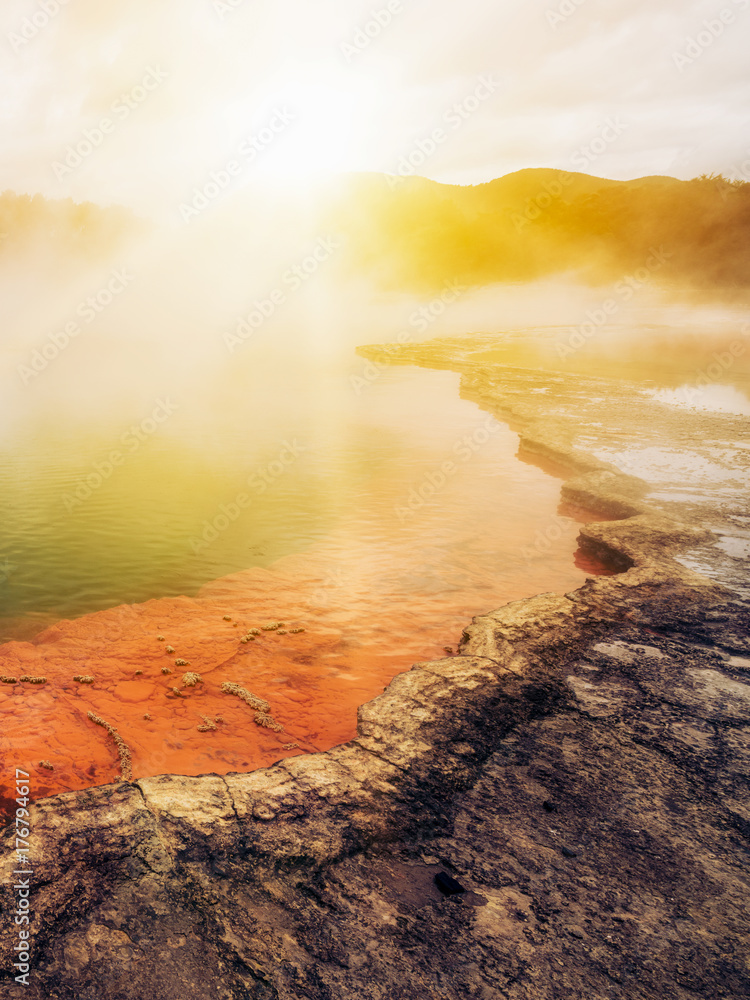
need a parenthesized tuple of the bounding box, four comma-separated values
(0, 520, 611, 818)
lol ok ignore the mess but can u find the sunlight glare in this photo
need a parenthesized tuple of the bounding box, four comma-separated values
(226, 64, 375, 181)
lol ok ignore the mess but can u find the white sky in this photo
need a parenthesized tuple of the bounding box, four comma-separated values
(1, 0, 749, 216)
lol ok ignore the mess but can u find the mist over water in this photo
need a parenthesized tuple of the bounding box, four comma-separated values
(1, 192, 748, 642)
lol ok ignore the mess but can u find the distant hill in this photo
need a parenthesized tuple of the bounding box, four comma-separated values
(327, 169, 750, 292)
(0, 192, 143, 265)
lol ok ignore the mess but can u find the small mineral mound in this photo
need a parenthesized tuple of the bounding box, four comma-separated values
(87, 711, 132, 782)
(221, 682, 270, 714)
(254, 712, 284, 732)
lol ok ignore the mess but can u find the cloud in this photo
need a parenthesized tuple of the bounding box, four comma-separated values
(0, 0, 748, 212)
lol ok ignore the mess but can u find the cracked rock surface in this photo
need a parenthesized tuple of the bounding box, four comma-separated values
(2, 337, 749, 999)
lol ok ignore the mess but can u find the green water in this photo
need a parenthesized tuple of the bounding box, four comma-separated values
(0, 355, 589, 641)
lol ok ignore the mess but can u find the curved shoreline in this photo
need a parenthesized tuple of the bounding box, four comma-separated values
(2, 343, 749, 999)
(0, 364, 598, 806)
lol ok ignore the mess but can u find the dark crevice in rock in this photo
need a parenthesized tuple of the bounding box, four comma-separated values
(220, 776, 243, 832)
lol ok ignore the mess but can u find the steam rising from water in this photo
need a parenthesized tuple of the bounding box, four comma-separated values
(2, 182, 748, 448)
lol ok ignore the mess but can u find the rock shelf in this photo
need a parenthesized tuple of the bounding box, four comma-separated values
(1, 338, 749, 999)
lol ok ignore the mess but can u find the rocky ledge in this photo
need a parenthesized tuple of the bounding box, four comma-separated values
(1, 339, 749, 999)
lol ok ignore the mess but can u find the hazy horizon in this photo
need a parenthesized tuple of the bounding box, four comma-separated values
(1, 0, 749, 219)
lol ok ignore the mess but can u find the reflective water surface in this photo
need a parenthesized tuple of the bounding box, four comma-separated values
(0, 359, 599, 808)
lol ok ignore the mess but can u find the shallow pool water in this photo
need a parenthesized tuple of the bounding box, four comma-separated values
(0, 360, 591, 637)
(0, 358, 599, 808)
